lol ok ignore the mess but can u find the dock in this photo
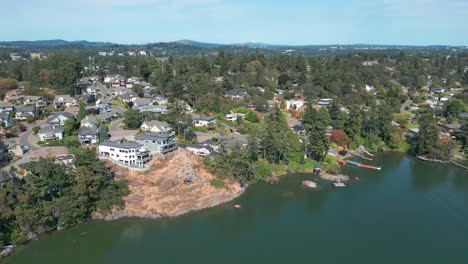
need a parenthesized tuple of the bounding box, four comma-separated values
(339, 160, 382, 170)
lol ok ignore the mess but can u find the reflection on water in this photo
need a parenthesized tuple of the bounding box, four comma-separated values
(6, 153, 468, 264)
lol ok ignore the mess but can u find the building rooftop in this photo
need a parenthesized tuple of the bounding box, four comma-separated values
(100, 140, 142, 150)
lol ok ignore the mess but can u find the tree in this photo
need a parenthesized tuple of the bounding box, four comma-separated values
(64, 118, 79, 136)
(123, 109, 143, 129)
(140, 61, 151, 81)
(443, 99, 465, 118)
(77, 101, 86, 121)
(330, 129, 350, 148)
(259, 106, 296, 163)
(303, 105, 329, 161)
(412, 111, 449, 159)
(132, 84, 144, 98)
(98, 124, 109, 141)
(345, 106, 362, 140)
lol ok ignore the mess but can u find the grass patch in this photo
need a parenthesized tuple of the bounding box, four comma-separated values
(210, 179, 226, 189)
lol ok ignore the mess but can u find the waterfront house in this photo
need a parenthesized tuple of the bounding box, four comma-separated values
(98, 140, 151, 168)
(47, 112, 75, 126)
(15, 106, 35, 120)
(186, 143, 214, 157)
(54, 95, 77, 108)
(140, 120, 173, 133)
(134, 132, 177, 155)
(38, 125, 64, 141)
(190, 113, 217, 127)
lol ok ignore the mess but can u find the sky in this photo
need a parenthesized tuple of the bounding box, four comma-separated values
(1, 0, 467, 45)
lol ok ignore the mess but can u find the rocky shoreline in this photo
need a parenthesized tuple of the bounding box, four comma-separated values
(94, 186, 246, 221)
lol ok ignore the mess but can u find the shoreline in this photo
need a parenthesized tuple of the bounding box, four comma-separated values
(93, 186, 247, 221)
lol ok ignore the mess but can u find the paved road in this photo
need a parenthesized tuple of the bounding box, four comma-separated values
(17, 119, 47, 151)
(400, 98, 415, 118)
(94, 81, 113, 105)
(109, 118, 124, 132)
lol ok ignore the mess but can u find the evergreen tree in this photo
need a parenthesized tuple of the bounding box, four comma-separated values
(303, 105, 329, 161)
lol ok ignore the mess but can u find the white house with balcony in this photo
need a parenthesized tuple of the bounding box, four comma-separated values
(98, 140, 151, 168)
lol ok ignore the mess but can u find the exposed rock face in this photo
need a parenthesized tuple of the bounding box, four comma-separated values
(94, 149, 244, 220)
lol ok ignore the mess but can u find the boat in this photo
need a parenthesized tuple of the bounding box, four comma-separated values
(333, 181, 346, 187)
(234, 204, 241, 209)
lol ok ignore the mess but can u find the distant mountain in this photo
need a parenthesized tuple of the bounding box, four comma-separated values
(0, 39, 115, 48)
(174, 40, 224, 48)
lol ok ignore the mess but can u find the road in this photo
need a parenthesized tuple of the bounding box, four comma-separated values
(400, 98, 415, 118)
(17, 119, 47, 151)
(95, 81, 113, 105)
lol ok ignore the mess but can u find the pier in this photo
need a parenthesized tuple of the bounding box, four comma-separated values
(339, 159, 382, 170)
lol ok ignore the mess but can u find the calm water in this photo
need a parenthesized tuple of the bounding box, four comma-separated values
(6, 153, 468, 264)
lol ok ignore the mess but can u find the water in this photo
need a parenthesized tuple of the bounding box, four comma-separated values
(6, 153, 468, 264)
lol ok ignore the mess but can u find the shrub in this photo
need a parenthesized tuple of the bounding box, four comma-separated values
(210, 179, 226, 189)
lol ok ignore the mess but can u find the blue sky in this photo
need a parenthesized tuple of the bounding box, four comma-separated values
(1, 0, 467, 45)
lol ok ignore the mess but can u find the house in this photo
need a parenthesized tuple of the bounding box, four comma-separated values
(154, 95, 168, 105)
(459, 112, 468, 119)
(104, 74, 126, 87)
(54, 95, 77, 108)
(134, 132, 177, 155)
(408, 128, 420, 137)
(186, 143, 214, 157)
(225, 88, 248, 99)
(98, 103, 112, 113)
(140, 120, 172, 133)
(56, 154, 75, 165)
(0, 102, 14, 113)
(132, 98, 153, 110)
(80, 115, 98, 128)
(0, 112, 13, 127)
(365, 85, 375, 92)
(47, 112, 75, 126)
(362, 60, 379, 66)
(98, 140, 151, 168)
(112, 86, 128, 95)
(78, 126, 99, 144)
(190, 114, 217, 127)
(287, 116, 304, 134)
(439, 123, 461, 134)
(15, 106, 35, 120)
(23, 96, 46, 107)
(267, 100, 279, 109)
(38, 125, 64, 141)
(430, 87, 445, 94)
(318, 98, 333, 106)
(286, 100, 305, 110)
(139, 105, 168, 114)
(226, 113, 245, 122)
(118, 92, 139, 103)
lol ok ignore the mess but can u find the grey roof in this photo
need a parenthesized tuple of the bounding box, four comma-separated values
(16, 106, 35, 112)
(81, 115, 98, 126)
(187, 143, 214, 152)
(142, 120, 171, 131)
(225, 88, 247, 96)
(135, 132, 174, 141)
(190, 113, 216, 121)
(100, 140, 142, 149)
(78, 126, 98, 136)
(0, 112, 10, 119)
(39, 125, 64, 134)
